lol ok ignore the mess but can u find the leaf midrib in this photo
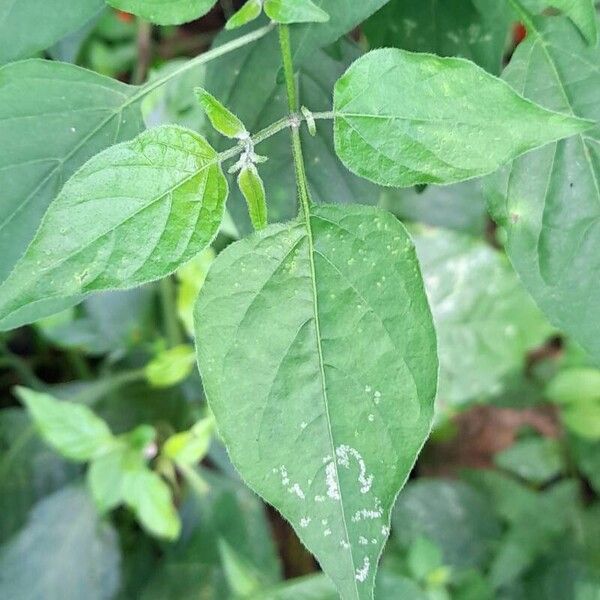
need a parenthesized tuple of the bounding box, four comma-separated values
(304, 210, 361, 599)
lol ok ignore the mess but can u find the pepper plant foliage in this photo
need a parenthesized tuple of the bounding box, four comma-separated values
(0, 0, 599, 598)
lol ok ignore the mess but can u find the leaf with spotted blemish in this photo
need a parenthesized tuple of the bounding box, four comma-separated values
(0, 125, 228, 330)
(333, 48, 592, 187)
(194, 204, 437, 599)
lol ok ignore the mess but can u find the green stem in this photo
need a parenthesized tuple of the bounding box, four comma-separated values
(131, 22, 275, 102)
(278, 25, 312, 218)
(160, 276, 183, 347)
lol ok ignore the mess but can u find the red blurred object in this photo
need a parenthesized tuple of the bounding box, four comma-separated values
(115, 9, 134, 22)
(513, 22, 527, 45)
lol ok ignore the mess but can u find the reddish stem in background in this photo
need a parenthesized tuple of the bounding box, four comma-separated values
(513, 22, 527, 45)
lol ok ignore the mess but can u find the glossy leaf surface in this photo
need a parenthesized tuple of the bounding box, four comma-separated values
(0, 126, 227, 330)
(333, 48, 591, 187)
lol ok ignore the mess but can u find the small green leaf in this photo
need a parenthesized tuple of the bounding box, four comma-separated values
(16, 387, 114, 462)
(195, 204, 437, 599)
(176, 249, 216, 338)
(0, 126, 228, 330)
(407, 537, 444, 581)
(145, 344, 196, 388)
(546, 368, 600, 406)
(237, 165, 269, 230)
(226, 0, 263, 30)
(195, 87, 247, 139)
(494, 437, 565, 484)
(333, 48, 592, 187)
(219, 539, 264, 597)
(106, 0, 218, 25)
(301, 106, 317, 136)
(163, 416, 215, 466)
(88, 448, 130, 513)
(122, 469, 181, 540)
(264, 0, 329, 24)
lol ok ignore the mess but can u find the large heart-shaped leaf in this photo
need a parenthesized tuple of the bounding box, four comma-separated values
(0, 126, 227, 330)
(0, 60, 144, 284)
(333, 48, 591, 187)
(0, 0, 104, 64)
(485, 16, 600, 362)
(195, 204, 437, 598)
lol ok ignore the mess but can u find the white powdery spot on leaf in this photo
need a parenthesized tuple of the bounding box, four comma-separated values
(340, 540, 350, 549)
(280, 465, 290, 486)
(336, 445, 373, 494)
(315, 495, 326, 502)
(300, 517, 311, 528)
(358, 536, 368, 545)
(323, 528, 332, 537)
(289, 483, 305, 499)
(381, 525, 390, 536)
(355, 557, 370, 582)
(325, 461, 340, 500)
(351, 497, 383, 523)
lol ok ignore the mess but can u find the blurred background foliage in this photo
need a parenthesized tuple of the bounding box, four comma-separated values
(1, 1, 600, 599)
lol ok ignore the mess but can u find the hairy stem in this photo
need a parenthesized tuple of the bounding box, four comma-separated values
(278, 25, 312, 218)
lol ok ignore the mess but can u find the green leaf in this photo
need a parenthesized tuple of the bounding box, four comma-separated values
(219, 539, 264, 596)
(0, 125, 228, 330)
(407, 537, 443, 581)
(226, 0, 263, 30)
(264, 0, 329, 25)
(123, 469, 181, 540)
(195, 204, 437, 599)
(485, 16, 600, 363)
(176, 249, 216, 338)
(546, 368, 600, 405)
(0, 409, 77, 542)
(36, 287, 155, 356)
(0, 60, 144, 284)
(106, 0, 218, 25)
(145, 344, 196, 388)
(140, 467, 281, 598)
(0, 486, 121, 600)
(494, 437, 565, 484)
(333, 48, 591, 187)
(0, 0, 104, 64)
(195, 87, 247, 139)
(206, 38, 380, 234)
(163, 416, 215, 466)
(238, 165, 269, 230)
(571, 437, 600, 495)
(413, 228, 552, 408)
(522, 0, 598, 44)
(393, 479, 501, 570)
(88, 447, 130, 513)
(380, 179, 488, 236)
(364, 0, 514, 75)
(16, 387, 115, 462)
